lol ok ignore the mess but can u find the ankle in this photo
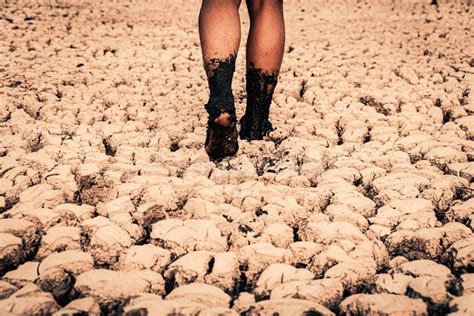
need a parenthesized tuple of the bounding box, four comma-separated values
(206, 54, 236, 110)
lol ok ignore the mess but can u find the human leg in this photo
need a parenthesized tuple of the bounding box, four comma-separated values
(199, 0, 242, 159)
(240, 0, 285, 140)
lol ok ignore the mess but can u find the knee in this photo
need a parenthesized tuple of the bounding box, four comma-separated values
(247, 0, 283, 12)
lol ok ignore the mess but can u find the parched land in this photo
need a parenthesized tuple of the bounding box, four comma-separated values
(0, 0, 473, 314)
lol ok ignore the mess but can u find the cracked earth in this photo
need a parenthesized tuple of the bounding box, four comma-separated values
(0, 0, 473, 315)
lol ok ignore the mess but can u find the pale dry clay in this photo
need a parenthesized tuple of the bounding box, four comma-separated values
(0, 0, 473, 315)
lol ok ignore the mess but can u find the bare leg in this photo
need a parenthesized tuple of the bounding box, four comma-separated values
(199, 0, 242, 159)
(240, 0, 285, 140)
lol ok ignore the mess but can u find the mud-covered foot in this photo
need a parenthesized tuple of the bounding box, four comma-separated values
(205, 112, 239, 160)
(239, 113, 273, 141)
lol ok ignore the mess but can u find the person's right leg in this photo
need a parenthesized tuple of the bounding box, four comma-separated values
(199, 0, 242, 159)
(240, 0, 285, 140)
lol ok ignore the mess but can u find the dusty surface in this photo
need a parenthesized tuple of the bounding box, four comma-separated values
(1, 0, 474, 315)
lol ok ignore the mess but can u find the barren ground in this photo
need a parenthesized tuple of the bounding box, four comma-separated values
(0, 0, 474, 315)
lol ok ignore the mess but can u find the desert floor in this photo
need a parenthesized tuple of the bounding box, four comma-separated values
(0, 0, 473, 315)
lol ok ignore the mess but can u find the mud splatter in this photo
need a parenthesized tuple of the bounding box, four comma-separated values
(204, 54, 237, 120)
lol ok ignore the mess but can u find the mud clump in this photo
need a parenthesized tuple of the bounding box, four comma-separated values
(77, 176, 117, 206)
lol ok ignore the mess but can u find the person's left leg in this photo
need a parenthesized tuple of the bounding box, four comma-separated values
(199, 0, 242, 160)
(240, 0, 285, 141)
